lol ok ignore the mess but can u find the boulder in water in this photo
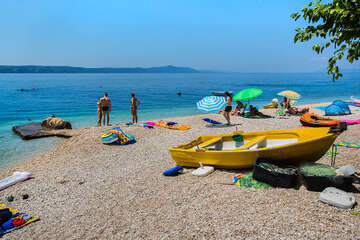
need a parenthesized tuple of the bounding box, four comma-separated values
(41, 117, 72, 130)
(13, 121, 73, 140)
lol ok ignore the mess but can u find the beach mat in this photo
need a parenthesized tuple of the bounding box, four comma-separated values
(0, 204, 39, 235)
(335, 140, 360, 148)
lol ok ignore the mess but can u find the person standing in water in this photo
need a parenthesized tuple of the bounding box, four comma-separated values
(223, 92, 232, 125)
(97, 97, 102, 126)
(100, 93, 111, 126)
(130, 93, 141, 123)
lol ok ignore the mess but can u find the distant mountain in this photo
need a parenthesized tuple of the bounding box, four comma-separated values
(0, 65, 202, 73)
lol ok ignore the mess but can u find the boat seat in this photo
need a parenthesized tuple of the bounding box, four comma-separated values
(237, 136, 266, 150)
(198, 137, 222, 148)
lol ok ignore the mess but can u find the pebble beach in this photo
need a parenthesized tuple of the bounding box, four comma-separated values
(1, 103, 360, 239)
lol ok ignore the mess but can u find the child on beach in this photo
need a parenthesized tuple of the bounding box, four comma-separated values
(131, 93, 141, 123)
(223, 92, 232, 125)
(97, 97, 102, 126)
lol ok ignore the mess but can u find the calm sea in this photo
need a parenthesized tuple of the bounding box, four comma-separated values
(0, 72, 359, 168)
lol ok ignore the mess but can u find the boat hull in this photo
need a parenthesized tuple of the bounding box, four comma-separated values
(169, 128, 340, 169)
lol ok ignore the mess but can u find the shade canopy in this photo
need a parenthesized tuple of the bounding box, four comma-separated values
(278, 90, 301, 99)
(233, 88, 263, 101)
(196, 96, 226, 112)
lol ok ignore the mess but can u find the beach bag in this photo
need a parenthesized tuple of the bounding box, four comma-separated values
(299, 163, 354, 192)
(0, 209, 12, 225)
(252, 158, 299, 188)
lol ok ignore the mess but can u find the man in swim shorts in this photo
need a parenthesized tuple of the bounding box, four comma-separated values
(100, 93, 111, 126)
(130, 93, 141, 123)
(223, 91, 232, 125)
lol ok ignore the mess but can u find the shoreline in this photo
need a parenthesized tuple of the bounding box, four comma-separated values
(3, 100, 360, 173)
(1, 101, 360, 239)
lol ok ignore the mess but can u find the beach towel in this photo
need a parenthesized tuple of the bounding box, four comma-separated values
(233, 173, 271, 189)
(335, 141, 360, 148)
(0, 204, 39, 235)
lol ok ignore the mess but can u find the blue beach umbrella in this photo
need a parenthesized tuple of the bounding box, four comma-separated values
(197, 96, 226, 112)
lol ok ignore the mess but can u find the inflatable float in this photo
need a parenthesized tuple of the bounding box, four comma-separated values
(300, 113, 360, 127)
(102, 127, 135, 145)
(300, 113, 341, 127)
(263, 103, 278, 109)
(101, 132, 119, 144)
(0, 172, 32, 191)
(155, 120, 191, 130)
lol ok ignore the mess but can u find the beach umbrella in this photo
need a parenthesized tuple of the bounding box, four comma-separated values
(278, 90, 301, 99)
(233, 88, 263, 101)
(196, 96, 226, 112)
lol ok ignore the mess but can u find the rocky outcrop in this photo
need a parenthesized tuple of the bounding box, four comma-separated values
(41, 117, 72, 130)
(13, 122, 74, 140)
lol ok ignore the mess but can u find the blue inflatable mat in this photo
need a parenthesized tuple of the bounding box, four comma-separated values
(203, 118, 223, 125)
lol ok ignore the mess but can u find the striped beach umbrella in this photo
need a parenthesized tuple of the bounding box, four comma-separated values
(197, 96, 226, 112)
(278, 90, 301, 99)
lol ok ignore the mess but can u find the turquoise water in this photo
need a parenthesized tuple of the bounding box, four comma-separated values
(0, 72, 359, 167)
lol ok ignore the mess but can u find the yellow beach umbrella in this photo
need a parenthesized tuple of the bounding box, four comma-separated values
(278, 90, 301, 99)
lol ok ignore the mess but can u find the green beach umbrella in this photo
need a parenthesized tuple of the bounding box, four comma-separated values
(233, 88, 263, 101)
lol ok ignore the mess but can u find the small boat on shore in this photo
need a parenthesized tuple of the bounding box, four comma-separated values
(169, 126, 345, 169)
(211, 91, 233, 96)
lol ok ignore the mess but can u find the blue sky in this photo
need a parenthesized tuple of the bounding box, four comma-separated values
(0, 0, 358, 72)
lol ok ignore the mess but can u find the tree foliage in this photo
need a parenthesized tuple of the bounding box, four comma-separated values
(291, 0, 360, 81)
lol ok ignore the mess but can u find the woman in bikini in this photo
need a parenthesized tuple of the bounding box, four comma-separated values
(131, 93, 141, 123)
(223, 92, 232, 125)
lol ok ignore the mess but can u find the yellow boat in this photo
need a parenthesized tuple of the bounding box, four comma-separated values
(169, 127, 344, 169)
